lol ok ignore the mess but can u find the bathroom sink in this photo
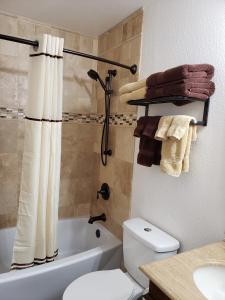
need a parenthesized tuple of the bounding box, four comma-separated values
(193, 265, 225, 300)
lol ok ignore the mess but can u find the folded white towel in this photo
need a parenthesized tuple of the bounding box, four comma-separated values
(119, 87, 146, 103)
(119, 79, 146, 95)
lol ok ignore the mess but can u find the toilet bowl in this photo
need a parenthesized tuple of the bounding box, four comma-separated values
(63, 269, 143, 300)
(63, 218, 180, 300)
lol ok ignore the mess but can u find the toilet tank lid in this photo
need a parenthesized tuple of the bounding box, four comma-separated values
(123, 218, 180, 253)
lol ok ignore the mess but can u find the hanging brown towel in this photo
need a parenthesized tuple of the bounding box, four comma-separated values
(134, 116, 162, 167)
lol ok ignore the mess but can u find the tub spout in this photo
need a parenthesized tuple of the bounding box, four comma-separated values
(88, 213, 106, 224)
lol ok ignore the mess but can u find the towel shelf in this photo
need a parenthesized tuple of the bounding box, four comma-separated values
(127, 96, 210, 126)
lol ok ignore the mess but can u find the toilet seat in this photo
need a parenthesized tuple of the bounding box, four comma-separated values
(63, 269, 135, 300)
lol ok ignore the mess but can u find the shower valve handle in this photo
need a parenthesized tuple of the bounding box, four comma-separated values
(97, 183, 110, 200)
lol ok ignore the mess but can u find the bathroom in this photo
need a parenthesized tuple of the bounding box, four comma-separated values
(0, 0, 224, 299)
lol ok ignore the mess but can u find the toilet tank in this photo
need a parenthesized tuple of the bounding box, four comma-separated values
(123, 218, 180, 289)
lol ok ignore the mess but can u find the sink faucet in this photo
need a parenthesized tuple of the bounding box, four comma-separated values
(88, 213, 106, 224)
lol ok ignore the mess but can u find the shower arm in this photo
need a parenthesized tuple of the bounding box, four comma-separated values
(0, 34, 138, 75)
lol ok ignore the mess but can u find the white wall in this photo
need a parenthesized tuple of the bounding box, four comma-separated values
(131, 0, 225, 251)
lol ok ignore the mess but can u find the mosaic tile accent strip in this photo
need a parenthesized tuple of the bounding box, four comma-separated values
(0, 107, 137, 126)
(0, 107, 24, 119)
(99, 113, 137, 126)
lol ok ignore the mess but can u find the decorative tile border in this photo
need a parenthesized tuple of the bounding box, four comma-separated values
(0, 107, 137, 126)
(0, 107, 24, 119)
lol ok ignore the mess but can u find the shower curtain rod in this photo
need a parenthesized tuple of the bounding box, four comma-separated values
(0, 34, 137, 74)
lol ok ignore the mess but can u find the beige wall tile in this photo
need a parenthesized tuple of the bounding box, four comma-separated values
(114, 126, 135, 163)
(0, 71, 17, 108)
(0, 13, 18, 35)
(0, 181, 18, 215)
(113, 159, 133, 197)
(122, 16, 140, 42)
(17, 18, 35, 39)
(99, 157, 115, 186)
(80, 36, 94, 53)
(0, 40, 18, 57)
(74, 177, 95, 204)
(0, 215, 8, 229)
(0, 13, 18, 57)
(63, 54, 76, 79)
(17, 73, 28, 109)
(7, 213, 18, 228)
(59, 206, 76, 219)
(77, 203, 91, 216)
(63, 31, 80, 51)
(93, 38, 98, 56)
(0, 153, 19, 216)
(108, 24, 123, 50)
(59, 178, 76, 208)
(98, 33, 107, 54)
(61, 150, 78, 179)
(0, 120, 18, 153)
(35, 24, 59, 36)
(0, 54, 19, 71)
(17, 120, 25, 153)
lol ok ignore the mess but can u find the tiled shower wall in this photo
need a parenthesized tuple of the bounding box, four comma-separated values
(91, 9, 143, 239)
(0, 11, 98, 228)
(0, 9, 143, 239)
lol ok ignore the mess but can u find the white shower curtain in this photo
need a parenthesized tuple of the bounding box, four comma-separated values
(11, 34, 64, 270)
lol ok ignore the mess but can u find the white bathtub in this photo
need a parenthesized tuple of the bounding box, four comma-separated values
(0, 218, 122, 300)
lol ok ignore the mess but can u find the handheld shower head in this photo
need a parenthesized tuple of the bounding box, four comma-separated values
(87, 69, 106, 91)
(87, 69, 99, 81)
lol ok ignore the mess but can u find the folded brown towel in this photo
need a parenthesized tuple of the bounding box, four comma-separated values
(145, 81, 214, 103)
(154, 80, 215, 91)
(146, 85, 211, 103)
(134, 116, 162, 167)
(146, 64, 215, 87)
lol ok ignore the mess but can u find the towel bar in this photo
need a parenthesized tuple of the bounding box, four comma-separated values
(127, 96, 210, 126)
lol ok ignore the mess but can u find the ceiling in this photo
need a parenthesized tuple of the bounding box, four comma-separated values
(0, 0, 145, 36)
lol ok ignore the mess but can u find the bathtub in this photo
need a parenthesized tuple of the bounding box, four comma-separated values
(0, 218, 122, 300)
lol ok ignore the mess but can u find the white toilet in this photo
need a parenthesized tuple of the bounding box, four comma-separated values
(63, 218, 180, 300)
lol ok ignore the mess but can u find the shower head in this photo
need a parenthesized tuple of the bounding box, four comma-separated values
(87, 69, 106, 91)
(87, 69, 99, 81)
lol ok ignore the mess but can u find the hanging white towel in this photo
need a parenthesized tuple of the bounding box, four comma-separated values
(155, 115, 197, 177)
(11, 34, 64, 270)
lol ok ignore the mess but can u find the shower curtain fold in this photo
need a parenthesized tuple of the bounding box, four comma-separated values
(11, 34, 64, 270)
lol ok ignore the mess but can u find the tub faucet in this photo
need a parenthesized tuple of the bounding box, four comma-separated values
(88, 213, 106, 224)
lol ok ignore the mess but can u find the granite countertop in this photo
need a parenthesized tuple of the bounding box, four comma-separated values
(140, 242, 225, 300)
